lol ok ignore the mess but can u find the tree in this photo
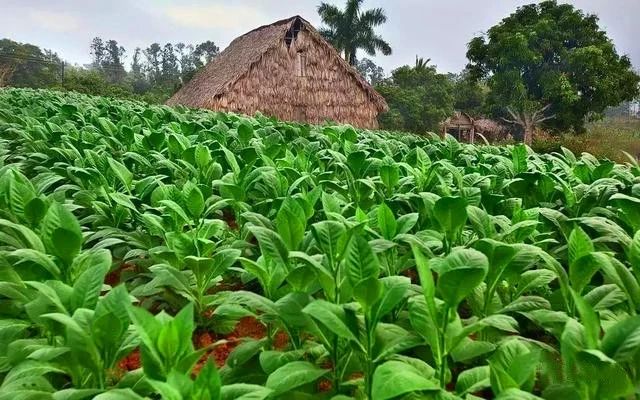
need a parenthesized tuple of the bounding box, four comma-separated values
(144, 43, 162, 84)
(193, 41, 219, 68)
(130, 47, 149, 93)
(317, 0, 391, 65)
(450, 70, 488, 117)
(89, 37, 106, 69)
(161, 43, 180, 87)
(467, 0, 640, 144)
(376, 60, 454, 133)
(356, 57, 384, 85)
(103, 39, 126, 83)
(0, 38, 61, 88)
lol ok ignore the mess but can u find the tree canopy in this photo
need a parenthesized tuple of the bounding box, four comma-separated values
(0, 39, 61, 88)
(466, 0, 639, 142)
(317, 0, 391, 65)
(376, 59, 454, 133)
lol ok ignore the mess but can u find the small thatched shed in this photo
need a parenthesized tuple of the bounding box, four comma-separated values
(167, 16, 388, 129)
(442, 111, 476, 143)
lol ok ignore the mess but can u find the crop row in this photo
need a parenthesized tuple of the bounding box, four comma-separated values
(0, 88, 640, 399)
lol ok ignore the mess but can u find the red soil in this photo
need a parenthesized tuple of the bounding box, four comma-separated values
(222, 208, 238, 230)
(104, 262, 136, 286)
(191, 316, 289, 373)
(117, 348, 141, 371)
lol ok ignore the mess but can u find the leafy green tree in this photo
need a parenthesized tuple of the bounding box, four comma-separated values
(89, 37, 126, 84)
(451, 70, 488, 117)
(193, 40, 219, 68)
(356, 57, 384, 85)
(89, 37, 106, 69)
(0, 38, 61, 88)
(467, 0, 640, 143)
(130, 47, 149, 93)
(161, 43, 180, 87)
(376, 60, 454, 133)
(317, 0, 391, 65)
(103, 39, 126, 83)
(144, 43, 163, 84)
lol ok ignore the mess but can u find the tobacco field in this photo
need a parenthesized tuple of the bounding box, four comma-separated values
(1, 88, 640, 399)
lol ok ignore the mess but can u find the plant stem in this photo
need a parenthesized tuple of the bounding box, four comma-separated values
(439, 306, 450, 388)
(364, 314, 374, 399)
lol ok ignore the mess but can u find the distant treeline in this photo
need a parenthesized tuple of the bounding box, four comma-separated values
(0, 37, 220, 103)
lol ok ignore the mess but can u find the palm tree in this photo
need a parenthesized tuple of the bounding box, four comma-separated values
(414, 56, 432, 71)
(317, 0, 391, 66)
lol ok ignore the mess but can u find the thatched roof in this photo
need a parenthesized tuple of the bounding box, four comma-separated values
(167, 16, 387, 112)
(443, 111, 474, 127)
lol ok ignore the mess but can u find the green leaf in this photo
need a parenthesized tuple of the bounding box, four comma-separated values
(601, 315, 640, 362)
(24, 196, 47, 226)
(379, 164, 399, 190)
(377, 203, 396, 240)
(437, 249, 488, 308)
(265, 361, 328, 396)
(259, 350, 305, 375)
(456, 365, 490, 395)
(70, 249, 111, 310)
(511, 144, 528, 174)
(311, 220, 346, 261)
(434, 196, 468, 244)
(353, 277, 383, 312)
(183, 181, 205, 219)
(302, 300, 357, 342)
(571, 290, 600, 349)
(568, 227, 593, 267)
(276, 197, 306, 251)
(41, 202, 83, 266)
(193, 359, 221, 400)
(344, 234, 379, 287)
(248, 226, 289, 267)
(107, 158, 133, 191)
(195, 144, 212, 169)
(220, 384, 271, 400)
(629, 230, 640, 280)
(371, 360, 439, 400)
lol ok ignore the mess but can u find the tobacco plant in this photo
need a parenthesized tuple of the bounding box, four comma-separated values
(1, 88, 640, 399)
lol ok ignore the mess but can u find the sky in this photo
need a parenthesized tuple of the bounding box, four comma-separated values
(1, 0, 639, 74)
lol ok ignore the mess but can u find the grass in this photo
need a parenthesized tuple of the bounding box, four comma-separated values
(532, 117, 640, 162)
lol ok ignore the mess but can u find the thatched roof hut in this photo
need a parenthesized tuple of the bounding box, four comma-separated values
(167, 16, 388, 129)
(442, 111, 476, 143)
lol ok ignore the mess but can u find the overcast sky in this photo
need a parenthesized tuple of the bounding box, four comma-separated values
(1, 0, 638, 74)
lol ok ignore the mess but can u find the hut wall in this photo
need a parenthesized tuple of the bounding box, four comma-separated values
(210, 31, 380, 129)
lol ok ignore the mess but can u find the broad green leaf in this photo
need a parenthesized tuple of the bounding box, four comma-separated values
(265, 361, 328, 396)
(302, 300, 357, 342)
(344, 234, 379, 286)
(377, 203, 396, 240)
(371, 360, 439, 400)
(41, 202, 83, 266)
(275, 197, 306, 251)
(107, 158, 133, 191)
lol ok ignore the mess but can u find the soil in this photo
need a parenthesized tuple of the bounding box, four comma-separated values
(104, 262, 137, 286)
(222, 208, 238, 230)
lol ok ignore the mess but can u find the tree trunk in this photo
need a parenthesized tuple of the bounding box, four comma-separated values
(348, 50, 357, 66)
(503, 105, 554, 146)
(523, 123, 534, 146)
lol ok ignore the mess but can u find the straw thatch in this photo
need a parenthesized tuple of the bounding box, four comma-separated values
(474, 118, 512, 141)
(167, 16, 388, 129)
(441, 111, 476, 143)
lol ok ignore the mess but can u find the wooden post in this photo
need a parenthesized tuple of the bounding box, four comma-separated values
(470, 125, 475, 144)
